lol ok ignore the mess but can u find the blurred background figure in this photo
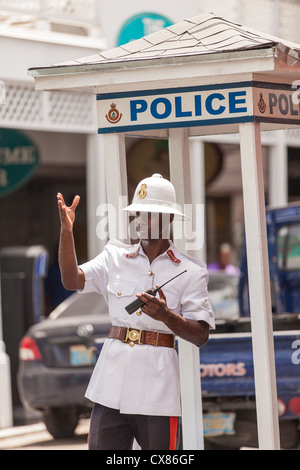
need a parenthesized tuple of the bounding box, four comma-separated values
(208, 243, 240, 276)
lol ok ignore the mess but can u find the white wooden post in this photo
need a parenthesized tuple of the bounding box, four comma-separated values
(0, 271, 13, 429)
(239, 122, 280, 450)
(87, 133, 107, 259)
(101, 133, 129, 242)
(168, 128, 204, 450)
(189, 137, 206, 261)
(268, 130, 288, 207)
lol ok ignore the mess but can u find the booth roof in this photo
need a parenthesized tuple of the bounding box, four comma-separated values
(28, 12, 300, 76)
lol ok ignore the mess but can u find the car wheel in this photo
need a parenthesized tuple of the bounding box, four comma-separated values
(43, 406, 79, 439)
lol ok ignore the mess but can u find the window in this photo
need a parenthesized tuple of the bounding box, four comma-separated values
(277, 224, 300, 270)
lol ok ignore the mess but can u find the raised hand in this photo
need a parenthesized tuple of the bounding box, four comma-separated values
(57, 193, 80, 234)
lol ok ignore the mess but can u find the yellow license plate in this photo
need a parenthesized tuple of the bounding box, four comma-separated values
(203, 412, 236, 436)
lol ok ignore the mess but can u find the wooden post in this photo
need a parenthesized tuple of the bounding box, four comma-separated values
(87, 133, 107, 259)
(239, 122, 280, 450)
(168, 128, 204, 450)
(189, 137, 206, 260)
(268, 130, 288, 207)
(101, 133, 129, 242)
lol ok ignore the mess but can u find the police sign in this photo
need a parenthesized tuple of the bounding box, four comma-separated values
(97, 82, 253, 133)
(253, 81, 300, 124)
(97, 80, 300, 134)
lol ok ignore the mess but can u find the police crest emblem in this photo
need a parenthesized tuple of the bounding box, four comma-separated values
(258, 93, 266, 113)
(105, 103, 122, 123)
(137, 183, 147, 199)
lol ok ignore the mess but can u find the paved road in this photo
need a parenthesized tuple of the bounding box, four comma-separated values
(0, 420, 89, 450)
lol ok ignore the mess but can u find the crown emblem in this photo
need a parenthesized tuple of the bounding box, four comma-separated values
(105, 103, 122, 124)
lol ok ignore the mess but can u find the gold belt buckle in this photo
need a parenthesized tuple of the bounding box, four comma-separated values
(124, 328, 142, 347)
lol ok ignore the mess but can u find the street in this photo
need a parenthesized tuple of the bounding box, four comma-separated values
(0, 420, 89, 450)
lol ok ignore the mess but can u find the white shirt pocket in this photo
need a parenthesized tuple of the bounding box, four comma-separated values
(107, 279, 136, 298)
(107, 279, 138, 321)
(163, 290, 180, 312)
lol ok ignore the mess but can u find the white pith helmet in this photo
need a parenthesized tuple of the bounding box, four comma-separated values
(123, 173, 188, 219)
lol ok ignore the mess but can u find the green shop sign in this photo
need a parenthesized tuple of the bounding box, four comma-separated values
(0, 129, 39, 197)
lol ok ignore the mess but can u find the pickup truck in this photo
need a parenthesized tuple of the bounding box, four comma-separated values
(202, 203, 300, 450)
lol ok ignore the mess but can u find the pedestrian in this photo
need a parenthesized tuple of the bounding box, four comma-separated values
(208, 243, 240, 276)
(57, 173, 215, 450)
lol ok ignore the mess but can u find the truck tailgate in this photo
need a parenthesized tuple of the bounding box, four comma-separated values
(201, 330, 300, 398)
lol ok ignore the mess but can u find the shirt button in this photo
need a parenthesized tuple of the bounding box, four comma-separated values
(148, 271, 153, 276)
(136, 310, 142, 316)
(117, 292, 122, 296)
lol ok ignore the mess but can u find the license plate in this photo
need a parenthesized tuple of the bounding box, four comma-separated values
(203, 412, 236, 436)
(70, 345, 96, 366)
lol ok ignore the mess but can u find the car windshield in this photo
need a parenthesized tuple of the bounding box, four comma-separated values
(50, 292, 108, 319)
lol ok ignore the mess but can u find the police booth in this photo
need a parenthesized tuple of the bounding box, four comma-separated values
(28, 13, 300, 449)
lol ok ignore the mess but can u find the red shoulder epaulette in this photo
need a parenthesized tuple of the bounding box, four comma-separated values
(126, 248, 139, 259)
(167, 249, 181, 264)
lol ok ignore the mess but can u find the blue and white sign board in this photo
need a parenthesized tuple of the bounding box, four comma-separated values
(97, 82, 253, 134)
(97, 80, 300, 134)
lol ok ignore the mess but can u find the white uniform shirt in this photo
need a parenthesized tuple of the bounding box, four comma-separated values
(79, 240, 215, 416)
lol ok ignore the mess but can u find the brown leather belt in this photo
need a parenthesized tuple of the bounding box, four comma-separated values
(108, 326, 175, 348)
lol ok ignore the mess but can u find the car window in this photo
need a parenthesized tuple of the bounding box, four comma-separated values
(208, 273, 239, 321)
(277, 224, 300, 270)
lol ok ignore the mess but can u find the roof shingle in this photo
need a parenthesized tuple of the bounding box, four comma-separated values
(28, 13, 300, 72)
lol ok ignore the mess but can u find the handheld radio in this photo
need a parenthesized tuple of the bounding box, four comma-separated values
(125, 270, 187, 315)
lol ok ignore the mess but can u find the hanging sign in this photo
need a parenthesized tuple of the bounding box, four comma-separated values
(253, 81, 300, 125)
(97, 82, 254, 134)
(0, 129, 39, 197)
(96, 80, 300, 134)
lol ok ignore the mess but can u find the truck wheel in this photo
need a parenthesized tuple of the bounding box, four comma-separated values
(43, 406, 79, 439)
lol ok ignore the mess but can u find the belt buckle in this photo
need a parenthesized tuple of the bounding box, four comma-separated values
(124, 328, 142, 347)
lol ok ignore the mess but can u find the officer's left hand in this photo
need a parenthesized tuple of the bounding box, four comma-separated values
(138, 286, 210, 348)
(138, 286, 169, 321)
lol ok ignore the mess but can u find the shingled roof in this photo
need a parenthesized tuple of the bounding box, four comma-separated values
(29, 12, 300, 74)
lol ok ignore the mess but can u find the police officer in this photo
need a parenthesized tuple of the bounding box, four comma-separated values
(57, 173, 215, 450)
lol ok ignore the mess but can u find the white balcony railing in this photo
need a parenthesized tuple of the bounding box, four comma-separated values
(0, 0, 101, 28)
(0, 84, 96, 133)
